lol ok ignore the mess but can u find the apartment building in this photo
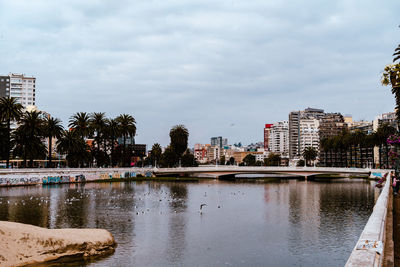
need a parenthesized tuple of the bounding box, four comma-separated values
(210, 136, 228, 148)
(268, 121, 289, 156)
(299, 118, 320, 155)
(264, 124, 273, 150)
(289, 108, 324, 159)
(8, 73, 36, 108)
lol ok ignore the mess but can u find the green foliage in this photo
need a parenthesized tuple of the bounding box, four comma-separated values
(255, 160, 263, 166)
(297, 159, 305, 167)
(242, 154, 256, 166)
(302, 146, 318, 166)
(264, 153, 281, 166)
(69, 112, 92, 138)
(160, 146, 177, 167)
(219, 155, 226, 165)
(14, 111, 46, 167)
(181, 150, 198, 167)
(57, 130, 91, 167)
(151, 143, 162, 166)
(43, 116, 64, 168)
(0, 97, 23, 167)
(169, 125, 189, 157)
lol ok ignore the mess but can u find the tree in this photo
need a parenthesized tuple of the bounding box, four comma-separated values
(303, 146, 318, 166)
(219, 155, 226, 165)
(228, 157, 235, 165)
(0, 122, 8, 160)
(43, 116, 64, 168)
(0, 97, 23, 168)
(242, 154, 256, 166)
(382, 43, 400, 128)
(160, 146, 177, 168)
(151, 143, 162, 167)
(57, 130, 91, 167)
(264, 153, 281, 166)
(116, 114, 136, 166)
(297, 159, 305, 167)
(69, 112, 92, 138)
(90, 112, 107, 166)
(181, 149, 198, 167)
(376, 123, 396, 168)
(170, 125, 189, 157)
(105, 118, 120, 167)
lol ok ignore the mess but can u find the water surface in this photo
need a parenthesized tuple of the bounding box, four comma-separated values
(0, 178, 376, 266)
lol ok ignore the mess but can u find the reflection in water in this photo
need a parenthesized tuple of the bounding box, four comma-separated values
(0, 178, 375, 266)
(166, 184, 188, 265)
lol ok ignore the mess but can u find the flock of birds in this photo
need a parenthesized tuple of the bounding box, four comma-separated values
(0, 186, 249, 219)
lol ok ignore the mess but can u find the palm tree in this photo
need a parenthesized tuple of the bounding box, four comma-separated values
(0, 122, 8, 160)
(303, 146, 318, 166)
(376, 123, 396, 168)
(151, 143, 162, 167)
(116, 114, 136, 167)
(90, 112, 106, 166)
(43, 116, 64, 168)
(382, 46, 400, 128)
(170, 125, 189, 155)
(0, 97, 23, 168)
(57, 130, 90, 167)
(169, 125, 189, 167)
(69, 112, 92, 138)
(105, 118, 120, 167)
(17, 111, 46, 167)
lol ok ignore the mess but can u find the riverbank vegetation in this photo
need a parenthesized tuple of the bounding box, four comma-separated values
(0, 105, 198, 168)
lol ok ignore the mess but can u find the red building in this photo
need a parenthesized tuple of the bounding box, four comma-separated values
(264, 124, 273, 150)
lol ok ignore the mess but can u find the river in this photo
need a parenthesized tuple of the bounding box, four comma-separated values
(0, 178, 376, 266)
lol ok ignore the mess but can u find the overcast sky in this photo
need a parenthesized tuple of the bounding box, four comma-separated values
(0, 0, 399, 148)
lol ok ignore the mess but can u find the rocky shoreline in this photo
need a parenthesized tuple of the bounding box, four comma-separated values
(0, 221, 116, 267)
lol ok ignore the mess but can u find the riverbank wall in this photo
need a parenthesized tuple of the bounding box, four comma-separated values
(0, 168, 154, 187)
(346, 171, 392, 267)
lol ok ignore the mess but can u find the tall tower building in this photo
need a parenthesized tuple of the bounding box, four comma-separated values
(9, 73, 36, 108)
(264, 124, 273, 150)
(289, 108, 324, 159)
(269, 121, 289, 156)
(0, 76, 10, 98)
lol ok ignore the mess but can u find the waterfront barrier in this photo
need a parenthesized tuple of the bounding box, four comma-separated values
(0, 168, 154, 186)
(345, 171, 392, 267)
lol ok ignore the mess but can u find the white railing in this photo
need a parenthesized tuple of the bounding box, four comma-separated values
(345, 172, 391, 266)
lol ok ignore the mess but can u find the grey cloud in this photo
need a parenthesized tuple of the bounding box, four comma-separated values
(0, 0, 398, 147)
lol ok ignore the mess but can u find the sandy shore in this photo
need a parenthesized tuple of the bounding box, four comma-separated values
(0, 221, 116, 267)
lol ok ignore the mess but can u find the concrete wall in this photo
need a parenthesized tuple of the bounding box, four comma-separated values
(345, 172, 391, 267)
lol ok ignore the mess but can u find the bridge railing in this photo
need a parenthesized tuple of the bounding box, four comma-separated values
(153, 166, 388, 174)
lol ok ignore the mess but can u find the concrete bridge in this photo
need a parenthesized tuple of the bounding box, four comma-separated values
(153, 166, 385, 179)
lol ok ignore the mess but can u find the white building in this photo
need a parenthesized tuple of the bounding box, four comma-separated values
(299, 118, 320, 155)
(268, 121, 289, 156)
(9, 73, 36, 109)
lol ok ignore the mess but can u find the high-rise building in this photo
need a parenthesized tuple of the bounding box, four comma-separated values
(0, 76, 10, 98)
(210, 136, 228, 148)
(299, 118, 320, 156)
(269, 121, 289, 156)
(264, 124, 273, 150)
(289, 108, 324, 159)
(319, 113, 347, 139)
(1, 73, 36, 108)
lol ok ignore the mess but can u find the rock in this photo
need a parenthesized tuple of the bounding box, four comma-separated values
(0, 221, 116, 267)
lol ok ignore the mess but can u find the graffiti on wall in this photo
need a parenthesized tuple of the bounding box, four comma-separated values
(42, 174, 86, 184)
(0, 176, 41, 186)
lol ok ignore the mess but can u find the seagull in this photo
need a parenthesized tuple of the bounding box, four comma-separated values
(200, 204, 207, 214)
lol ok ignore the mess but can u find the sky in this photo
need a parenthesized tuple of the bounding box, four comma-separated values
(0, 0, 399, 148)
